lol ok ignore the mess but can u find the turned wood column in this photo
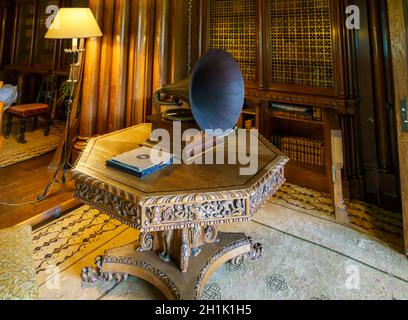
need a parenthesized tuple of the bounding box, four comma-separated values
(108, 0, 130, 132)
(79, 0, 103, 138)
(152, 0, 170, 93)
(368, 0, 392, 173)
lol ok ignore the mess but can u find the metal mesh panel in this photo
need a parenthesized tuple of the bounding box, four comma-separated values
(269, 0, 335, 88)
(208, 0, 257, 82)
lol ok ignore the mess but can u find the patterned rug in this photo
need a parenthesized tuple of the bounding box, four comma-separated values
(270, 184, 404, 251)
(0, 121, 64, 167)
(34, 197, 408, 300)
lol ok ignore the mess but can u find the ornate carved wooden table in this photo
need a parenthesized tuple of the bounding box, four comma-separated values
(73, 124, 288, 300)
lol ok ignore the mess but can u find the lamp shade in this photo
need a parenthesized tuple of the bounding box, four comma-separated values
(45, 8, 103, 39)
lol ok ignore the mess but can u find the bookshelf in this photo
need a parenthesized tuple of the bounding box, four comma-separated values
(260, 101, 333, 193)
(237, 99, 259, 130)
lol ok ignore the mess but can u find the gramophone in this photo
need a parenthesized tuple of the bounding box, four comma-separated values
(153, 49, 245, 136)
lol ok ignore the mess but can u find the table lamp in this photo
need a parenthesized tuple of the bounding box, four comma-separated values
(38, 8, 102, 201)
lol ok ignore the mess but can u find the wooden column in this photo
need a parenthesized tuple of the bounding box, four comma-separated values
(96, 0, 114, 135)
(79, 0, 104, 138)
(368, 0, 392, 173)
(108, 0, 130, 132)
(153, 0, 170, 93)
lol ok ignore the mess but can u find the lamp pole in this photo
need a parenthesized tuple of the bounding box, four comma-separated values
(37, 40, 85, 201)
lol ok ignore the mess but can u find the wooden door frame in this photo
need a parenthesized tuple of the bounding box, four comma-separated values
(387, 0, 408, 255)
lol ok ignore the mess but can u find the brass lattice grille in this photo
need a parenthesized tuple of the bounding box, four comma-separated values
(269, 0, 335, 88)
(208, 0, 257, 82)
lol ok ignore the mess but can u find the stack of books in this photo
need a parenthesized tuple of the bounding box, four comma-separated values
(106, 146, 174, 178)
(272, 135, 325, 167)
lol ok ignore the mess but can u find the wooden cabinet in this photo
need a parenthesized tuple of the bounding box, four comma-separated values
(263, 0, 341, 97)
(198, 0, 400, 211)
(200, 0, 351, 194)
(201, 0, 347, 104)
(202, 0, 260, 88)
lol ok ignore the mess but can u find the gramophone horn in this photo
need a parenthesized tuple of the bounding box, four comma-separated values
(190, 49, 244, 133)
(154, 49, 245, 134)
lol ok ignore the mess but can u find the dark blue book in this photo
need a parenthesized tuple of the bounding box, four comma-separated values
(106, 146, 174, 178)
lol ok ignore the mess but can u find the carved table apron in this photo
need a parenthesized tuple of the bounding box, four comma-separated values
(73, 124, 288, 300)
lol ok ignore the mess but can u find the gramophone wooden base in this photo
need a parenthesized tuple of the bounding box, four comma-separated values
(81, 232, 262, 300)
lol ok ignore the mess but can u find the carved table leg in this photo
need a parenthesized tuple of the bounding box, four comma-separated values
(159, 230, 173, 262)
(81, 232, 263, 300)
(180, 229, 190, 273)
(137, 232, 153, 252)
(81, 256, 128, 284)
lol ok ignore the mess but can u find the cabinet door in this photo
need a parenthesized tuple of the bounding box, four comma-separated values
(388, 0, 408, 255)
(13, 1, 36, 66)
(264, 0, 340, 96)
(204, 0, 261, 88)
(32, 0, 60, 69)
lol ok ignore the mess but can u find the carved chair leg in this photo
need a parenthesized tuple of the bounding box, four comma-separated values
(19, 117, 27, 144)
(5, 113, 12, 139)
(44, 112, 52, 136)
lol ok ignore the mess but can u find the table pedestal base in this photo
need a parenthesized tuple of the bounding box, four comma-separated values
(81, 232, 262, 300)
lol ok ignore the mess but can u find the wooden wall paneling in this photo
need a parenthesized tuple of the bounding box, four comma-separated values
(381, 3, 400, 178)
(108, 0, 130, 132)
(197, 0, 204, 60)
(96, 0, 114, 134)
(0, 102, 3, 153)
(1, 0, 16, 71)
(368, 0, 392, 173)
(169, 0, 189, 83)
(353, 0, 379, 199)
(125, 0, 137, 128)
(339, 114, 363, 200)
(12, 0, 37, 67)
(0, 6, 8, 69)
(126, 0, 155, 126)
(152, 0, 170, 93)
(32, 0, 59, 69)
(342, 0, 358, 101)
(387, 0, 408, 254)
(79, 0, 103, 138)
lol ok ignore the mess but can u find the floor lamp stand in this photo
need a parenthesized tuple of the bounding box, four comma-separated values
(38, 48, 84, 201)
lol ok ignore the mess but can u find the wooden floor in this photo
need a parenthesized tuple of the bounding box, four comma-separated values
(0, 152, 77, 229)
